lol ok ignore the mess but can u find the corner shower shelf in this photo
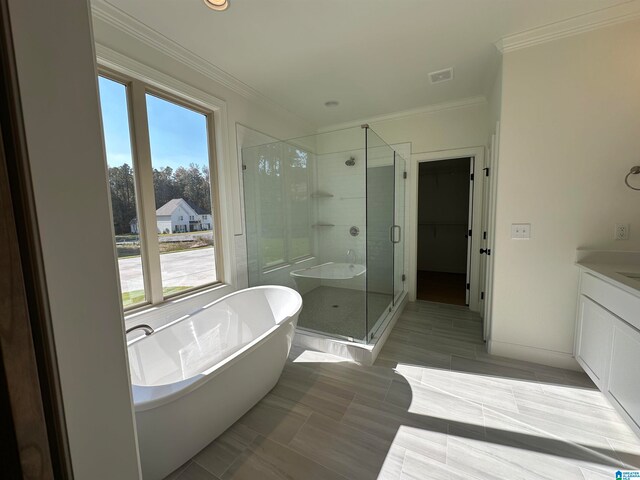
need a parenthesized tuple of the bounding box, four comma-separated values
(311, 192, 334, 198)
(312, 223, 335, 228)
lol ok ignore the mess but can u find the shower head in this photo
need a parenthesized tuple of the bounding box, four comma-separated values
(345, 156, 355, 167)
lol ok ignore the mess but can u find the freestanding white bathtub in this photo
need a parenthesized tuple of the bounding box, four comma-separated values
(291, 262, 366, 280)
(290, 262, 366, 293)
(127, 286, 302, 480)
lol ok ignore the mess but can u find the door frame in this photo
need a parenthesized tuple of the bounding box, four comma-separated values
(0, 0, 72, 474)
(483, 122, 500, 342)
(407, 146, 485, 311)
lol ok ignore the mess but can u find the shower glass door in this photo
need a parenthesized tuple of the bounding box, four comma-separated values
(365, 128, 395, 341)
(394, 152, 406, 305)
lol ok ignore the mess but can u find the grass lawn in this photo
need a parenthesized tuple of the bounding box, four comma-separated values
(117, 237, 213, 258)
(122, 285, 192, 307)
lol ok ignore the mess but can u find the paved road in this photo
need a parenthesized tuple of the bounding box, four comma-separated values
(118, 247, 217, 293)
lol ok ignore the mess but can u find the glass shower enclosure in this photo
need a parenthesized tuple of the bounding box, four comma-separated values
(241, 125, 405, 344)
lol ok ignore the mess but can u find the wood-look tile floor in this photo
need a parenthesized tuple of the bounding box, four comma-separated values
(164, 301, 640, 480)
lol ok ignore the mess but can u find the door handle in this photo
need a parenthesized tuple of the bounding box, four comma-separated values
(389, 225, 401, 244)
(479, 248, 491, 255)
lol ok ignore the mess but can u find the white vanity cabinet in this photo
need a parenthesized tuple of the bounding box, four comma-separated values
(574, 269, 640, 436)
(608, 320, 640, 426)
(575, 295, 614, 389)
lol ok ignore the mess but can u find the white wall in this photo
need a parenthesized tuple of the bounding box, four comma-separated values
(490, 19, 640, 368)
(7, 0, 142, 478)
(366, 102, 489, 156)
(487, 58, 502, 136)
(316, 147, 367, 290)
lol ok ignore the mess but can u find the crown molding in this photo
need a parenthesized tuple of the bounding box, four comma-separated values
(317, 96, 487, 133)
(496, 0, 640, 53)
(91, 0, 316, 131)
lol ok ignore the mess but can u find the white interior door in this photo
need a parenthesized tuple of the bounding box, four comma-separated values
(478, 140, 492, 318)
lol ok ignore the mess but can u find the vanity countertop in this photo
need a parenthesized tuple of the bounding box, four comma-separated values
(575, 250, 640, 298)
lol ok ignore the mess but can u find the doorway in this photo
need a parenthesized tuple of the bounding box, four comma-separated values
(416, 157, 473, 306)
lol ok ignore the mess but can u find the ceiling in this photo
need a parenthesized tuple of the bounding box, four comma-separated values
(99, 0, 629, 128)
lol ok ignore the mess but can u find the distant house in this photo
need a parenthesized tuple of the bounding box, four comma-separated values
(130, 198, 212, 234)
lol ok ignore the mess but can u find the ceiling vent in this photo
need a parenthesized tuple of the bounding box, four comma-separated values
(429, 68, 454, 84)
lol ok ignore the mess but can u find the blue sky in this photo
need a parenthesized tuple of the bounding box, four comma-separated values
(98, 76, 209, 171)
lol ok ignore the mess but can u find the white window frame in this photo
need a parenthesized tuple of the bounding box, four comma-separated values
(97, 48, 237, 312)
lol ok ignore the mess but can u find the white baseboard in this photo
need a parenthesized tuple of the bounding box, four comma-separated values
(488, 339, 581, 371)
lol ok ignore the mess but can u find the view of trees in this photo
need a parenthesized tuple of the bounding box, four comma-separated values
(109, 163, 137, 235)
(109, 163, 211, 234)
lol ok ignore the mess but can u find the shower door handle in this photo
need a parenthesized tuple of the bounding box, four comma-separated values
(390, 225, 402, 244)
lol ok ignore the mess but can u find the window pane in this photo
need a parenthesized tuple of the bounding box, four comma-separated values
(257, 143, 285, 267)
(98, 76, 146, 308)
(146, 93, 217, 296)
(287, 147, 311, 259)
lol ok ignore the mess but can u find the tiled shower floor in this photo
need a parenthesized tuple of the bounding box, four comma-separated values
(296, 286, 393, 340)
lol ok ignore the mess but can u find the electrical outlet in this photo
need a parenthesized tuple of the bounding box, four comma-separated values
(614, 223, 630, 240)
(511, 223, 531, 240)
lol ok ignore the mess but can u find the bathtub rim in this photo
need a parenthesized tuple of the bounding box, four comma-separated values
(290, 261, 366, 280)
(129, 285, 302, 412)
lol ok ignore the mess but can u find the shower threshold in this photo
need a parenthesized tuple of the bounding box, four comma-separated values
(293, 291, 407, 365)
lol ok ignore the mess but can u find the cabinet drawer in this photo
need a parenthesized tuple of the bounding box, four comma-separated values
(608, 320, 640, 430)
(581, 272, 640, 330)
(576, 295, 613, 386)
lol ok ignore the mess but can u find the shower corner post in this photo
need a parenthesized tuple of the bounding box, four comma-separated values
(363, 124, 369, 343)
(392, 150, 396, 310)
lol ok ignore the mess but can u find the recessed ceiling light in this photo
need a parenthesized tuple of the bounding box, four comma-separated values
(429, 67, 454, 84)
(324, 101, 339, 107)
(204, 0, 229, 11)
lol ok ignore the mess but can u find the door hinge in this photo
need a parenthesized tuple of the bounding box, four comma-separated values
(483, 167, 490, 176)
(481, 291, 485, 300)
(466, 283, 470, 290)
(242, 164, 247, 171)
(470, 173, 474, 181)
(403, 171, 407, 179)
(402, 274, 406, 281)
(468, 229, 472, 237)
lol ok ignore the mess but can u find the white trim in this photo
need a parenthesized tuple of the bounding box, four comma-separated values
(317, 96, 487, 133)
(91, 0, 315, 133)
(96, 44, 238, 290)
(484, 122, 500, 343)
(488, 340, 580, 371)
(407, 147, 485, 313)
(495, 0, 640, 53)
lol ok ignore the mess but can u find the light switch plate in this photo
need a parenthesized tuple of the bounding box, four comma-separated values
(511, 223, 531, 240)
